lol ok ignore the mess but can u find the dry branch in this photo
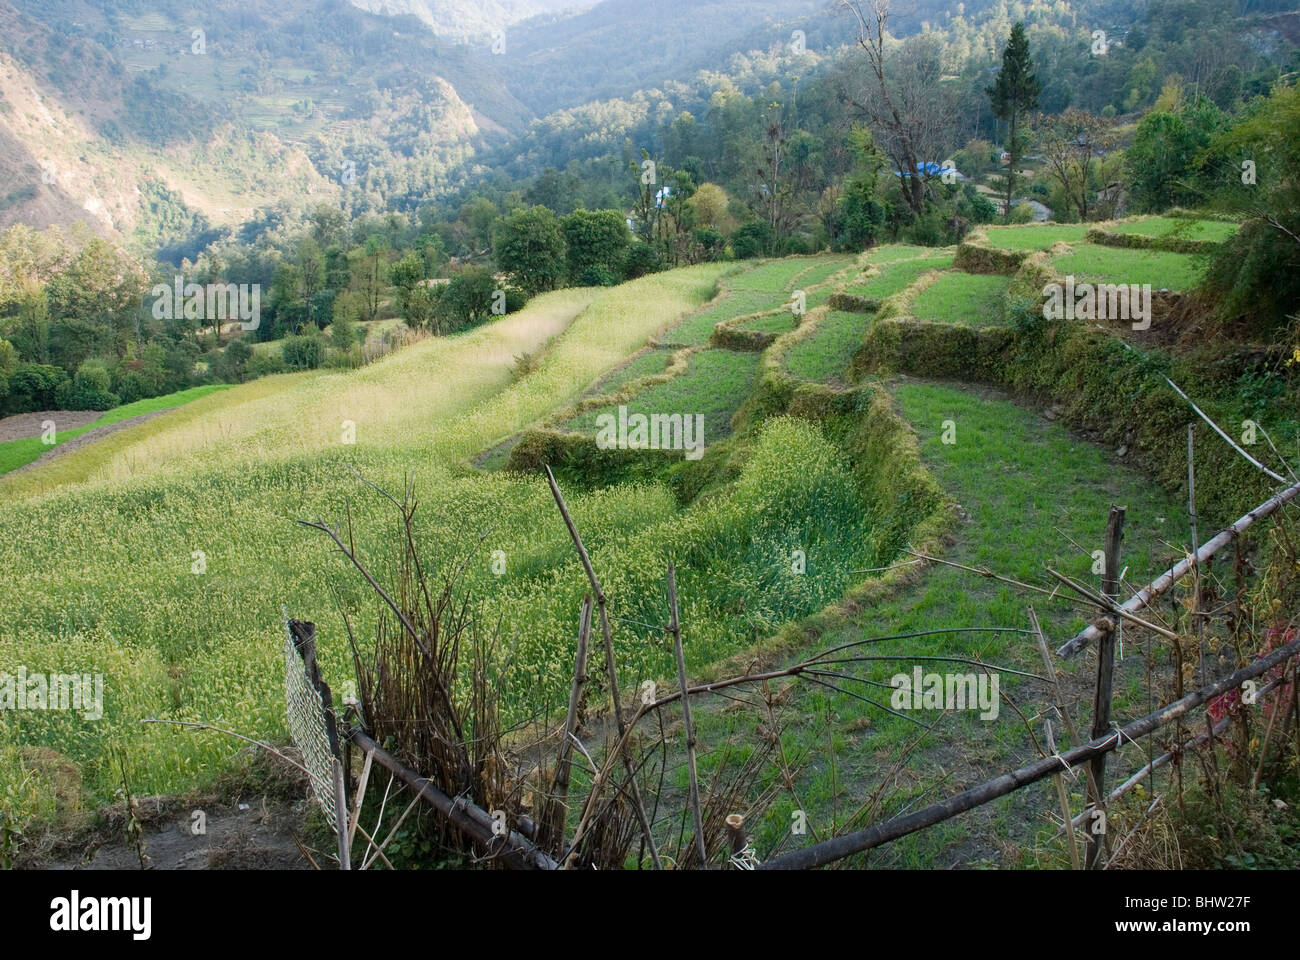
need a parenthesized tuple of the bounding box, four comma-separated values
(668, 563, 707, 866)
(544, 465, 663, 869)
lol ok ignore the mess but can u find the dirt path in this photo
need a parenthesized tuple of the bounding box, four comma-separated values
(0, 409, 102, 442)
(6, 410, 169, 477)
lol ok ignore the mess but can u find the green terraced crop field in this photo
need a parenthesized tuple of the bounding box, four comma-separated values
(912, 272, 1012, 327)
(784, 310, 873, 383)
(1051, 243, 1209, 290)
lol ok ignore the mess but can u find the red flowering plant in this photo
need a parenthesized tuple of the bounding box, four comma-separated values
(1207, 622, 1297, 734)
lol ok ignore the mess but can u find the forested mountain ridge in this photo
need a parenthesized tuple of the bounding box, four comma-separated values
(2, 0, 1299, 267)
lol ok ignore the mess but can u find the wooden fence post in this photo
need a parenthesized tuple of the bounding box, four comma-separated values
(1087, 504, 1125, 869)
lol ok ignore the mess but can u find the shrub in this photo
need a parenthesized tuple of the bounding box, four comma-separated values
(1007, 202, 1036, 224)
(281, 332, 324, 370)
(623, 241, 662, 279)
(575, 264, 621, 287)
(247, 351, 287, 379)
(54, 361, 119, 411)
(731, 221, 773, 260)
(3, 363, 68, 414)
(116, 371, 151, 404)
(222, 339, 253, 382)
(435, 267, 499, 334)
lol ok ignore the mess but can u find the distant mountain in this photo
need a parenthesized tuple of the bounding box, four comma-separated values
(347, 0, 599, 40)
(0, 0, 535, 254)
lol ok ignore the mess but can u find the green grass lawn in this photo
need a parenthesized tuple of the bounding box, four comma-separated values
(1052, 244, 1208, 291)
(845, 255, 954, 299)
(1110, 217, 1238, 242)
(982, 224, 1091, 250)
(785, 311, 873, 383)
(0, 385, 231, 476)
(566, 347, 761, 441)
(911, 272, 1012, 327)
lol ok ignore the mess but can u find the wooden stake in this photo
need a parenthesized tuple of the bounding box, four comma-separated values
(725, 813, 747, 856)
(1086, 504, 1124, 870)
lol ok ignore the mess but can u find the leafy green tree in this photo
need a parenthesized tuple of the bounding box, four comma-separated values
(0, 337, 15, 406)
(12, 287, 51, 364)
(987, 23, 1042, 213)
(297, 238, 326, 329)
(3, 363, 66, 414)
(1200, 83, 1300, 334)
(492, 205, 566, 295)
(330, 312, 360, 351)
(270, 262, 306, 334)
(389, 251, 438, 329)
(223, 339, 253, 382)
(1034, 109, 1116, 222)
(731, 220, 773, 259)
(689, 183, 730, 231)
(561, 209, 630, 283)
(348, 235, 389, 324)
(435, 267, 499, 333)
(834, 127, 888, 251)
(1126, 98, 1227, 212)
(46, 238, 149, 361)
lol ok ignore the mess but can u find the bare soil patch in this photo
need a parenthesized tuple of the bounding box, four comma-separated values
(0, 409, 102, 442)
(7, 409, 169, 476)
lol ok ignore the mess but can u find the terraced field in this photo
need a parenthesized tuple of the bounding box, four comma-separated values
(784, 311, 873, 384)
(565, 348, 761, 441)
(983, 223, 1091, 249)
(6, 221, 1287, 869)
(1051, 243, 1208, 290)
(912, 272, 1011, 327)
(1109, 217, 1239, 242)
(844, 253, 955, 299)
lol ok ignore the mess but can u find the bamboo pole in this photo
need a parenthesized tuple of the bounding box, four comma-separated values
(544, 465, 663, 869)
(668, 563, 706, 866)
(757, 633, 1300, 869)
(552, 595, 592, 857)
(350, 729, 558, 870)
(1058, 478, 1300, 658)
(1045, 719, 1082, 870)
(1028, 606, 1094, 867)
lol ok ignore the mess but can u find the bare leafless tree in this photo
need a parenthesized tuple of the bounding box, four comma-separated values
(839, 0, 958, 217)
(1034, 109, 1118, 222)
